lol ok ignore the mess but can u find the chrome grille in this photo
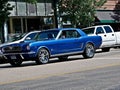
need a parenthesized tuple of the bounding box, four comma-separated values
(3, 46, 22, 53)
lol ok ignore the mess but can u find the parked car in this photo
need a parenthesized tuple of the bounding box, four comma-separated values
(0, 28, 102, 66)
(0, 31, 41, 63)
(82, 25, 120, 52)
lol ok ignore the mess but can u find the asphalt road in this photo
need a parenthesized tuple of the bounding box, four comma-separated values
(0, 48, 120, 90)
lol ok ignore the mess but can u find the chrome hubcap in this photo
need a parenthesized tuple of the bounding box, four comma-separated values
(38, 49, 49, 64)
(86, 44, 94, 57)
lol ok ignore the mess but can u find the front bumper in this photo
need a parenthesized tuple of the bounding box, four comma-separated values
(2, 51, 36, 60)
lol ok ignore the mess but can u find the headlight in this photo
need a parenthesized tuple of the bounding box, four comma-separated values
(0, 48, 2, 53)
(26, 45, 30, 50)
(1, 47, 4, 52)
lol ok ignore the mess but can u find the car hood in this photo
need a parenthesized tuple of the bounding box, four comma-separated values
(0, 40, 35, 48)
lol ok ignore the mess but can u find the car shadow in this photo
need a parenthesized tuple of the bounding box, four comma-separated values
(0, 50, 104, 68)
(0, 56, 85, 68)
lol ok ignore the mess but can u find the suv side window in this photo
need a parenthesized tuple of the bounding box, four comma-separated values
(96, 27, 104, 34)
(104, 26, 112, 33)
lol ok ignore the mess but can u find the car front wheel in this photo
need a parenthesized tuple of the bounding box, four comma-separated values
(36, 48, 50, 64)
(82, 43, 95, 58)
(9, 59, 22, 67)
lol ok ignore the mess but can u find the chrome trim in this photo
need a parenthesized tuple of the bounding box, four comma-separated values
(56, 30, 62, 40)
(20, 54, 24, 59)
(2, 51, 36, 56)
(3, 55, 7, 59)
(51, 51, 84, 57)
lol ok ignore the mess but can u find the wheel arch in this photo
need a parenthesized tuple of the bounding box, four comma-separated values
(83, 42, 95, 58)
(36, 46, 51, 57)
(85, 41, 95, 49)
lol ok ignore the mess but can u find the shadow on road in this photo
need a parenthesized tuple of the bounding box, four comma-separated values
(0, 56, 85, 68)
(0, 49, 107, 68)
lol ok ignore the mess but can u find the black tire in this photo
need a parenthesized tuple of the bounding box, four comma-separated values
(58, 56, 68, 61)
(82, 43, 95, 58)
(9, 59, 22, 67)
(36, 48, 50, 64)
(102, 48, 110, 52)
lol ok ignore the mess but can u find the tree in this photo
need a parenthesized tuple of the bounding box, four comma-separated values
(0, 0, 37, 43)
(0, 0, 37, 27)
(114, 1, 120, 22)
(0, 0, 14, 43)
(58, 0, 107, 28)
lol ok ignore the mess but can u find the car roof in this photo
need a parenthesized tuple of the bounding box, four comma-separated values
(82, 25, 111, 30)
(46, 28, 81, 31)
(28, 28, 82, 33)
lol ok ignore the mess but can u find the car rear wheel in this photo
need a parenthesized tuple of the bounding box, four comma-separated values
(36, 48, 50, 64)
(82, 43, 95, 58)
(9, 59, 22, 67)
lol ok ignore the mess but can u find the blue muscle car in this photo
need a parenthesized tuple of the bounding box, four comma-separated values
(1, 28, 102, 66)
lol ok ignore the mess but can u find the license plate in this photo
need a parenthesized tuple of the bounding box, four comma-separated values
(11, 55, 16, 59)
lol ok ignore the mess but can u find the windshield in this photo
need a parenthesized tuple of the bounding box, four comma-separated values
(8, 33, 27, 42)
(34, 30, 59, 41)
(82, 28, 94, 35)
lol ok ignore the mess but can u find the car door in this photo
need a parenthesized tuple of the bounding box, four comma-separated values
(56, 30, 82, 54)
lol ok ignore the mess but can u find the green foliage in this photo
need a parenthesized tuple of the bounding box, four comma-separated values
(0, 0, 14, 26)
(58, 0, 107, 28)
(0, 0, 14, 27)
(0, 0, 14, 43)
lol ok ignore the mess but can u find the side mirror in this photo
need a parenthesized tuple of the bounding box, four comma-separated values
(25, 37, 31, 40)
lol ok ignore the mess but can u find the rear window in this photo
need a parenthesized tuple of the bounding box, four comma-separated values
(82, 28, 95, 34)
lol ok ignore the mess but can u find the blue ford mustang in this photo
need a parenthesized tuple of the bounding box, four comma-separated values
(1, 28, 102, 66)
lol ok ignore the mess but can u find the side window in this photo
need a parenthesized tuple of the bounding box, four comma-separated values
(60, 31, 67, 39)
(104, 26, 112, 33)
(60, 30, 80, 39)
(96, 27, 104, 34)
(67, 30, 80, 38)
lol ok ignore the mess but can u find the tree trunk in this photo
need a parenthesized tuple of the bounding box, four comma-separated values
(0, 25, 5, 43)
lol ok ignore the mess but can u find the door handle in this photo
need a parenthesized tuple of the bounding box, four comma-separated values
(112, 34, 114, 36)
(104, 35, 106, 37)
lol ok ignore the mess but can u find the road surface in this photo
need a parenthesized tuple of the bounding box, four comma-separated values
(0, 48, 120, 90)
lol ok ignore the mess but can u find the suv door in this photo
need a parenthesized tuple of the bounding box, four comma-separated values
(96, 26, 115, 47)
(103, 26, 116, 46)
